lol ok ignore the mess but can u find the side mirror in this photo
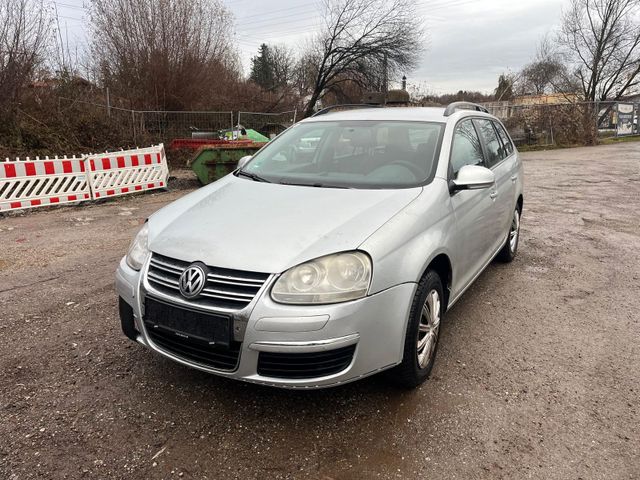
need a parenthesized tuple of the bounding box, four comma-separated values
(237, 155, 252, 169)
(451, 165, 495, 192)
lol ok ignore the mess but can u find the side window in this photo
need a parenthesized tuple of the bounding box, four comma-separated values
(494, 121, 514, 157)
(450, 120, 485, 176)
(474, 119, 503, 167)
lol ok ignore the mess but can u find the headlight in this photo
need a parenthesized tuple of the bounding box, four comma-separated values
(271, 251, 372, 304)
(125, 223, 149, 270)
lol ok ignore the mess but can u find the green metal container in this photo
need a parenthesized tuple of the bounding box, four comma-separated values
(189, 142, 266, 185)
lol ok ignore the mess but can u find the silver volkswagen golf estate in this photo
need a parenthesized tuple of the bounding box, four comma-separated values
(116, 102, 523, 389)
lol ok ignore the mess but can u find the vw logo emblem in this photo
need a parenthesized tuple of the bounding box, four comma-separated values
(179, 264, 206, 299)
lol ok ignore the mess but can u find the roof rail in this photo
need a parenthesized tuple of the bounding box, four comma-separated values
(311, 104, 383, 117)
(443, 101, 489, 116)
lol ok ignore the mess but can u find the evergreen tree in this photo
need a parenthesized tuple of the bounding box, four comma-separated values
(250, 44, 275, 90)
(494, 74, 514, 101)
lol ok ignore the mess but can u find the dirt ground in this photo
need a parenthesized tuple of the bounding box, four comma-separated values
(1, 143, 639, 479)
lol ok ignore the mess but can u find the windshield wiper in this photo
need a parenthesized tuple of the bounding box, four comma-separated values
(236, 170, 271, 183)
(279, 180, 349, 189)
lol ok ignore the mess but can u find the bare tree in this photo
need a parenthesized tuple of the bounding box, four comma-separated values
(519, 59, 565, 95)
(558, 0, 640, 101)
(302, 0, 424, 117)
(89, 0, 236, 110)
(51, 4, 83, 80)
(0, 0, 51, 120)
(271, 45, 296, 90)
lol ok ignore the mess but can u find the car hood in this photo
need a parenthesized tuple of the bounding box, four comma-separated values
(148, 175, 421, 273)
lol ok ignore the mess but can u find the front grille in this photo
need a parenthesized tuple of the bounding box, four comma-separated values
(147, 253, 270, 311)
(257, 345, 356, 379)
(146, 322, 241, 371)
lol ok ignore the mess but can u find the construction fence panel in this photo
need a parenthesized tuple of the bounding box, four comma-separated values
(0, 156, 91, 212)
(237, 110, 297, 138)
(139, 111, 234, 140)
(86, 144, 169, 200)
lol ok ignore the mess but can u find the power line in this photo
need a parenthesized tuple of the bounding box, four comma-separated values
(237, 10, 320, 28)
(236, 25, 320, 41)
(53, 1, 87, 10)
(236, 3, 316, 20)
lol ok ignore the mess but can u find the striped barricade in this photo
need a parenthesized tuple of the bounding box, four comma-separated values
(86, 144, 169, 200)
(0, 156, 91, 212)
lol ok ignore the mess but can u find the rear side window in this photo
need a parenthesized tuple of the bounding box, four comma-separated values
(494, 121, 514, 157)
(474, 119, 503, 167)
(450, 120, 485, 175)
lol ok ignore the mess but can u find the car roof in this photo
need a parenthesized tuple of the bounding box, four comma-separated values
(300, 107, 447, 123)
(299, 106, 497, 124)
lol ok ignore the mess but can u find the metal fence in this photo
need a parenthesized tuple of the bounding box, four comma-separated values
(237, 110, 297, 138)
(101, 107, 234, 144)
(482, 100, 639, 147)
(134, 110, 234, 140)
(56, 97, 299, 144)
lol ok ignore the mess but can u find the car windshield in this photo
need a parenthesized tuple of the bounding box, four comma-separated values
(239, 120, 445, 189)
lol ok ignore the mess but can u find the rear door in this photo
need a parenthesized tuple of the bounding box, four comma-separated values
(473, 118, 514, 253)
(448, 119, 496, 295)
(493, 120, 520, 233)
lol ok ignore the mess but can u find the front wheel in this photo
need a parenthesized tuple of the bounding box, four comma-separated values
(392, 269, 443, 388)
(497, 206, 521, 263)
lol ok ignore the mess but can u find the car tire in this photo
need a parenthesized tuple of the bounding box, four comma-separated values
(497, 205, 521, 263)
(392, 269, 444, 388)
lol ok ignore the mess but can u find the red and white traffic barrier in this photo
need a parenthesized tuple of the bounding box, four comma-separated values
(86, 144, 168, 200)
(0, 144, 169, 213)
(0, 156, 91, 212)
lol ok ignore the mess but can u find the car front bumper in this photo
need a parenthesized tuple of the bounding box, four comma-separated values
(116, 256, 416, 389)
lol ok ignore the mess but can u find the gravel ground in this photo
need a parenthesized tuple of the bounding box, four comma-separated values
(1, 143, 639, 479)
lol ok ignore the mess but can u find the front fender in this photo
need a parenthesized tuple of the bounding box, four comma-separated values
(361, 180, 456, 295)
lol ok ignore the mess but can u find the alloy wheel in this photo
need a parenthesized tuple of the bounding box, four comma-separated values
(510, 209, 520, 253)
(417, 289, 441, 369)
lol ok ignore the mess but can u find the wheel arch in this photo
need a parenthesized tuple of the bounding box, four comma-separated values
(421, 253, 452, 310)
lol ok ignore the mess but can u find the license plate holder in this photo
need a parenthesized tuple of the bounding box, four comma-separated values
(144, 298, 232, 347)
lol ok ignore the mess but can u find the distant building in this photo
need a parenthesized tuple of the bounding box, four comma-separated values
(513, 93, 581, 105)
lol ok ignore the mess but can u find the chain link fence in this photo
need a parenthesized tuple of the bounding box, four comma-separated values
(482, 100, 639, 147)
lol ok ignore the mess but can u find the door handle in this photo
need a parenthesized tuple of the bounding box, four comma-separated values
(490, 191, 498, 199)
(510, 175, 518, 182)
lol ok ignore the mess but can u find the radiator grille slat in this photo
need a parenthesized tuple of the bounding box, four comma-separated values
(146, 253, 270, 311)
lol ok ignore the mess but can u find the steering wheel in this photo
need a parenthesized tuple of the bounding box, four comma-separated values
(387, 161, 424, 179)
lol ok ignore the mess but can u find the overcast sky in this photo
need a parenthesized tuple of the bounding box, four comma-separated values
(57, 0, 566, 94)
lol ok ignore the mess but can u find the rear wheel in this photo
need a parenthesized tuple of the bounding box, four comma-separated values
(497, 206, 521, 263)
(393, 269, 443, 388)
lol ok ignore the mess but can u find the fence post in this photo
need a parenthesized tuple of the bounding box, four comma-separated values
(106, 87, 111, 118)
(131, 110, 137, 144)
(293, 108, 297, 124)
